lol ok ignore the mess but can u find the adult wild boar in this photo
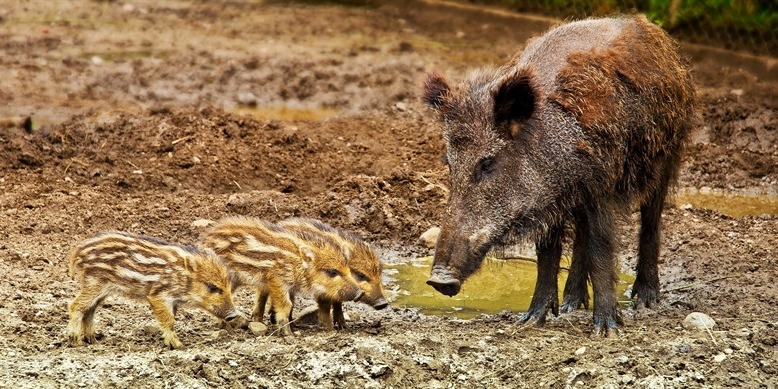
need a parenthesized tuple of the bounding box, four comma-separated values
(423, 15, 695, 335)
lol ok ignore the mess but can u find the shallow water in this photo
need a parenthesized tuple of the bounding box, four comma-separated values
(233, 106, 340, 121)
(387, 256, 635, 319)
(675, 190, 778, 218)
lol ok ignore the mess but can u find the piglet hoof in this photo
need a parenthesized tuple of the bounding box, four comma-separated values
(84, 333, 98, 344)
(67, 334, 84, 347)
(279, 324, 295, 337)
(165, 337, 184, 350)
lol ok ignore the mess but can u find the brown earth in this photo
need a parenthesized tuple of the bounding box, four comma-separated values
(1, 1, 777, 388)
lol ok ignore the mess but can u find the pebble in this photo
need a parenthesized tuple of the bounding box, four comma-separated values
(394, 102, 408, 112)
(713, 353, 727, 363)
(237, 92, 257, 106)
(91, 56, 104, 65)
(574, 346, 587, 356)
(191, 218, 215, 228)
(683, 312, 715, 331)
(419, 227, 441, 248)
(248, 321, 267, 336)
(210, 329, 228, 339)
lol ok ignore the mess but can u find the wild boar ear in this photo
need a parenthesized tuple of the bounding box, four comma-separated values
(423, 71, 450, 110)
(301, 247, 316, 262)
(493, 70, 537, 127)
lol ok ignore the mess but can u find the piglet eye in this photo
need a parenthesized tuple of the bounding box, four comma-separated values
(206, 283, 221, 294)
(353, 271, 368, 282)
(325, 269, 341, 278)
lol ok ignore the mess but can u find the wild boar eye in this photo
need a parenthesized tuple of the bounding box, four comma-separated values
(475, 157, 496, 181)
(353, 271, 368, 282)
(325, 269, 341, 278)
(206, 283, 221, 294)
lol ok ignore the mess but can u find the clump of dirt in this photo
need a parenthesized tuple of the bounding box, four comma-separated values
(1, 1, 777, 387)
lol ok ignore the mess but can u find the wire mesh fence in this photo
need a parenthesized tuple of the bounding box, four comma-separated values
(469, 0, 778, 58)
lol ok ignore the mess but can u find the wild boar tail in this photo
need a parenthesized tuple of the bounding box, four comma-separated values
(67, 247, 79, 279)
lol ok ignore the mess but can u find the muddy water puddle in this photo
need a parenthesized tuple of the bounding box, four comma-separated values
(675, 189, 778, 218)
(386, 256, 635, 319)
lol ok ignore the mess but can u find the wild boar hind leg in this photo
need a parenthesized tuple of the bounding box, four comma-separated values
(560, 210, 594, 313)
(268, 287, 295, 336)
(253, 289, 270, 323)
(147, 294, 183, 349)
(67, 279, 110, 346)
(581, 203, 623, 337)
(520, 223, 563, 325)
(633, 155, 678, 309)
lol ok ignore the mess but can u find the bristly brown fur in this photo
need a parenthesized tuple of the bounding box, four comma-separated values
(275, 217, 387, 329)
(199, 216, 363, 336)
(423, 14, 696, 335)
(67, 231, 237, 349)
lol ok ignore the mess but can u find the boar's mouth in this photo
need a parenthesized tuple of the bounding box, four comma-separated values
(427, 221, 517, 297)
(426, 272, 462, 297)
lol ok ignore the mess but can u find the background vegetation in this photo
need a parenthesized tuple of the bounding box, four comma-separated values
(467, 0, 778, 56)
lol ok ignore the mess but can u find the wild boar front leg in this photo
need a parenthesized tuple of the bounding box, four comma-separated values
(332, 302, 346, 329)
(147, 294, 183, 349)
(315, 298, 334, 330)
(521, 223, 562, 325)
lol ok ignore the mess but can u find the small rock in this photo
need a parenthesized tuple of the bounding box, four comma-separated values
(616, 355, 629, 364)
(191, 218, 215, 228)
(713, 353, 727, 363)
(91, 56, 104, 65)
(248, 321, 267, 336)
(394, 102, 408, 112)
(192, 156, 201, 164)
(228, 360, 238, 367)
(730, 89, 743, 97)
(724, 348, 733, 354)
(683, 312, 715, 331)
(237, 92, 257, 106)
(210, 329, 228, 339)
(574, 346, 587, 356)
(419, 227, 441, 248)
(132, 170, 143, 175)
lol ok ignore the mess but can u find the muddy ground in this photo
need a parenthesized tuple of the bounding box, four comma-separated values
(1, 0, 777, 388)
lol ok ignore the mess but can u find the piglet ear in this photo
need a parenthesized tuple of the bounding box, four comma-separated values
(423, 71, 450, 110)
(493, 70, 537, 124)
